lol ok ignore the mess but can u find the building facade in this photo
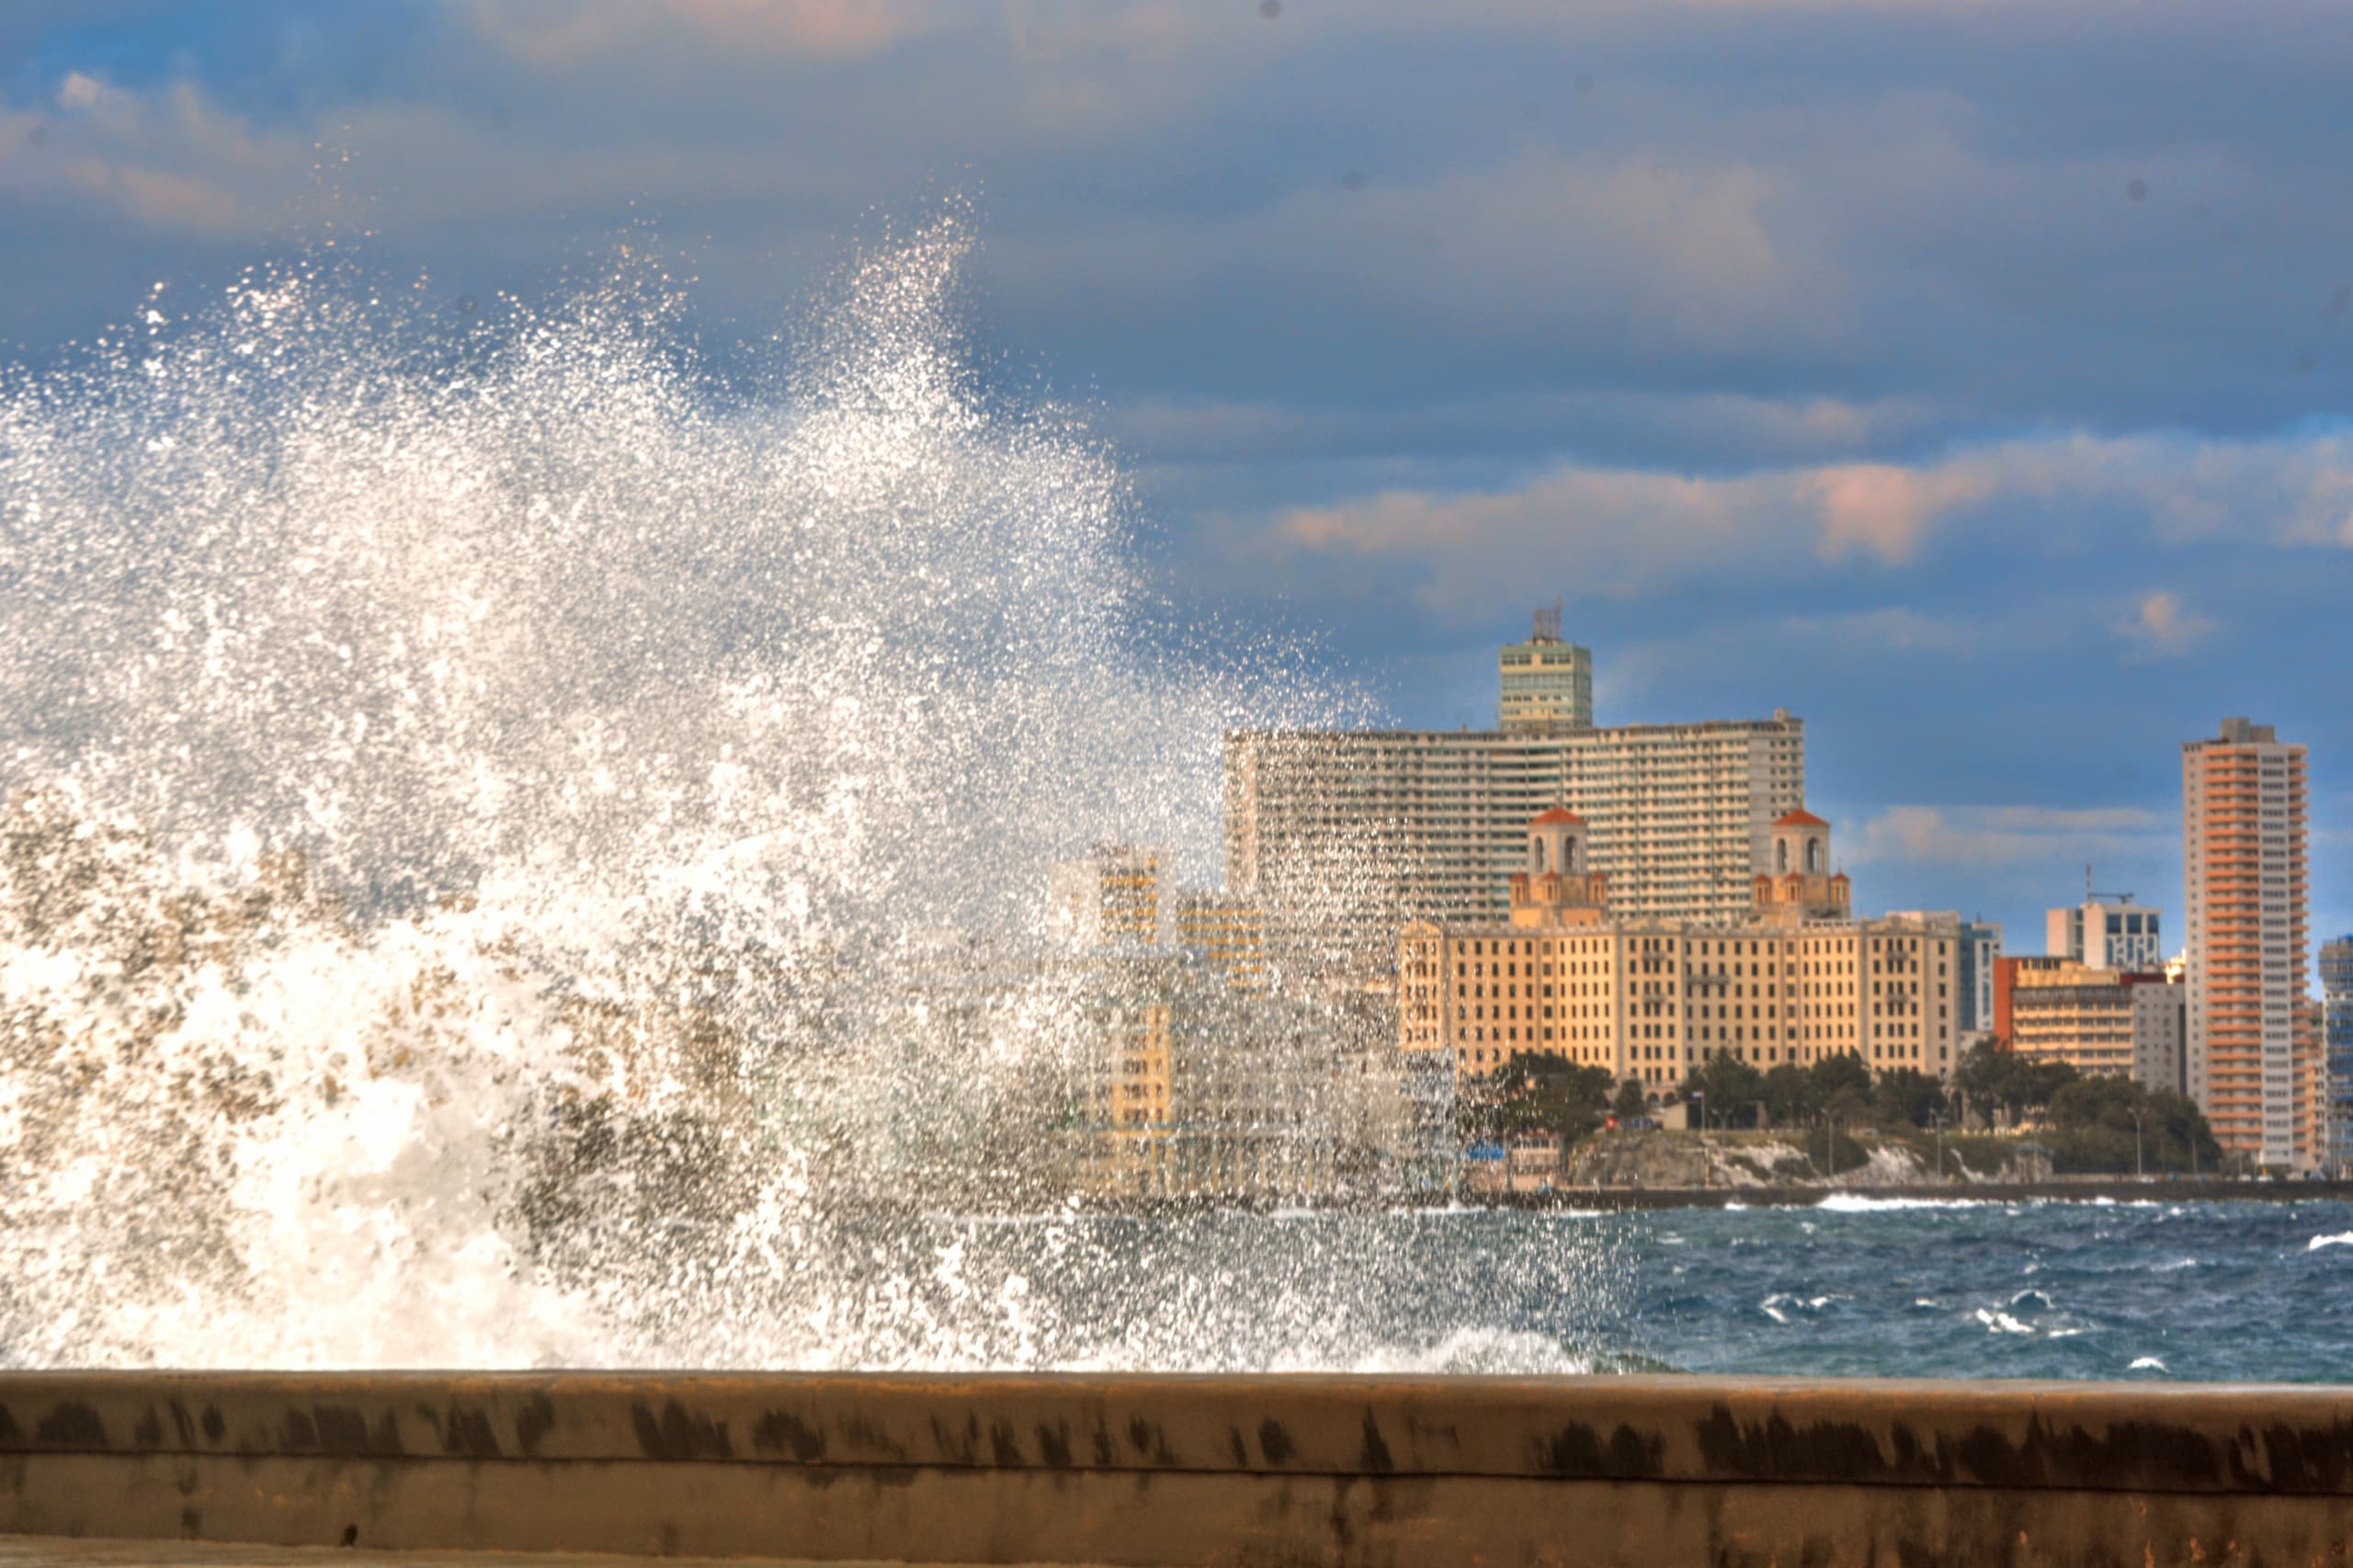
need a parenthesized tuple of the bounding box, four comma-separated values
(2325, 937, 2353, 1176)
(1891, 912, 2001, 1036)
(1227, 631, 1804, 972)
(1960, 921, 2003, 1034)
(2181, 717, 2312, 1169)
(1498, 606, 1593, 731)
(2315, 932, 2353, 1167)
(1400, 809, 1961, 1093)
(1074, 956, 1358, 1199)
(1992, 956, 2185, 1094)
(2047, 895, 2165, 971)
(1172, 891, 1268, 992)
(1049, 843, 1171, 948)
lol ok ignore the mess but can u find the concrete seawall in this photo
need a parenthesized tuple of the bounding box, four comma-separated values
(3, 1371, 2349, 1565)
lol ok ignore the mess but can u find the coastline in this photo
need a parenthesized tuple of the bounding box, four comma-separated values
(1062, 1176, 2353, 1218)
(1471, 1176, 2353, 1212)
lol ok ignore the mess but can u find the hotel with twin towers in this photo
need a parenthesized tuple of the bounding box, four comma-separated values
(1223, 608, 1808, 971)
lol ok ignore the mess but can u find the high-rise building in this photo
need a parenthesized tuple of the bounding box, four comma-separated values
(2322, 937, 2353, 1176)
(2182, 717, 2311, 1169)
(1992, 957, 2184, 1094)
(1400, 809, 1961, 1091)
(1226, 627, 1803, 972)
(2047, 894, 2165, 971)
(1048, 844, 1171, 948)
(1072, 953, 1353, 1200)
(1173, 891, 1267, 992)
(1960, 921, 2003, 1034)
(1498, 605, 1593, 731)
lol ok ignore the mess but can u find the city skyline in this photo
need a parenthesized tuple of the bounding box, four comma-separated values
(1287, 620, 2342, 981)
(2, 4, 2347, 959)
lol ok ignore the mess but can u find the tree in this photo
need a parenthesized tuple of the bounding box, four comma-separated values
(1610, 1077, 1650, 1124)
(1680, 1051, 1766, 1129)
(2044, 1076, 2224, 1174)
(1760, 1062, 1819, 1128)
(1953, 1038, 2011, 1124)
(1954, 1039, 2080, 1126)
(1809, 1051, 1871, 1107)
(1871, 1067, 1948, 1129)
(2145, 1089, 2224, 1173)
(1491, 1051, 1613, 1140)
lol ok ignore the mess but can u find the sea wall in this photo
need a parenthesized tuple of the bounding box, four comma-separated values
(3, 1370, 2349, 1565)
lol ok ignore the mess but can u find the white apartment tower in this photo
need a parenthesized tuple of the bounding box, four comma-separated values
(2047, 893, 2165, 971)
(2182, 717, 2312, 1169)
(1226, 619, 1804, 972)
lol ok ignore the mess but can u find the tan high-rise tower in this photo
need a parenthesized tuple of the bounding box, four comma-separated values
(2183, 717, 2311, 1169)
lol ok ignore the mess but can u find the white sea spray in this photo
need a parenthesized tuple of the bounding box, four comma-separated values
(1, 223, 1495, 1370)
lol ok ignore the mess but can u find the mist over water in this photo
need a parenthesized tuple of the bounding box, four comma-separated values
(3, 219, 1562, 1371)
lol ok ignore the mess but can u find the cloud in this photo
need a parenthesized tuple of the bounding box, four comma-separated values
(1847, 804, 2170, 869)
(1810, 461, 1995, 563)
(1245, 426, 2353, 619)
(0, 73, 307, 237)
(450, 0, 926, 66)
(1773, 606, 1979, 651)
(2114, 590, 2216, 658)
(1103, 389, 1941, 473)
(1259, 449, 2002, 618)
(994, 144, 1846, 363)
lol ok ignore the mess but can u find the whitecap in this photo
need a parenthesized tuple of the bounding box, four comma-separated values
(1974, 1308, 2034, 1335)
(2308, 1232, 2353, 1253)
(2129, 1356, 2167, 1371)
(1813, 1194, 1977, 1212)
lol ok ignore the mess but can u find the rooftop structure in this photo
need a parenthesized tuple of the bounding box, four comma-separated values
(2047, 890, 2165, 972)
(1497, 604, 1593, 731)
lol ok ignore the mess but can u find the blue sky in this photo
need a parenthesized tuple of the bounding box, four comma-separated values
(4, 0, 2349, 958)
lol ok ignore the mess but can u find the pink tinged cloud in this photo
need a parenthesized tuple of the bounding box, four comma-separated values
(454, 0, 920, 66)
(2114, 590, 2215, 658)
(1808, 460, 1995, 564)
(1269, 455, 1996, 618)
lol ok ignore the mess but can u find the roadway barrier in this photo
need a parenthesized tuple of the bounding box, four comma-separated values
(2, 1371, 2349, 1564)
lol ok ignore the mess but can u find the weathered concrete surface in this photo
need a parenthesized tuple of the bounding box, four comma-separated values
(0, 1542, 950, 1567)
(1, 1372, 2348, 1565)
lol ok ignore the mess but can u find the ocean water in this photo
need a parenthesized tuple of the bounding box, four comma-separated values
(830, 1196, 2353, 1383)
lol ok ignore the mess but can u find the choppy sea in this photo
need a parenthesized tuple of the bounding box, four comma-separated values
(900, 1196, 2353, 1381)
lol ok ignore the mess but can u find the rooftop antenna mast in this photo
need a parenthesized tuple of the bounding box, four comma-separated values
(1533, 599, 1563, 642)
